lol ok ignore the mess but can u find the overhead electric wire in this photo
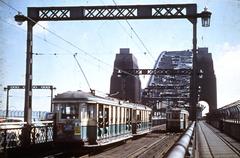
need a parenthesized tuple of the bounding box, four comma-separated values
(32, 52, 70, 56)
(0, 16, 75, 56)
(0, 0, 19, 13)
(99, 0, 149, 60)
(112, 0, 155, 61)
(0, 13, 109, 79)
(0, 0, 137, 79)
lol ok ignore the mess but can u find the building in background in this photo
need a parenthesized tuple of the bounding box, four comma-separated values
(110, 48, 141, 103)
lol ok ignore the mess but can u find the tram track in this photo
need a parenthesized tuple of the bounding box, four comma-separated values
(87, 132, 181, 158)
(42, 125, 181, 158)
(126, 135, 168, 158)
(130, 133, 180, 158)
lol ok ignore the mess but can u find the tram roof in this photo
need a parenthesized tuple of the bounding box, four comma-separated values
(53, 90, 151, 111)
(166, 107, 189, 114)
(54, 90, 92, 99)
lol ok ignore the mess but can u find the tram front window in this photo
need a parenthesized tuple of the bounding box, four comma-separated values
(172, 112, 179, 119)
(60, 104, 78, 119)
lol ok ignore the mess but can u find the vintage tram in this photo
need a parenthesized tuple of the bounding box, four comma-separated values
(52, 90, 152, 146)
(166, 108, 189, 132)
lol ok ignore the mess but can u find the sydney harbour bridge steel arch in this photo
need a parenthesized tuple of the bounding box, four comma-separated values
(111, 48, 217, 119)
(15, 3, 213, 126)
(141, 48, 217, 119)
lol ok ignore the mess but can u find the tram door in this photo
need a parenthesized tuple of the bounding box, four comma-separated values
(98, 105, 109, 138)
(87, 104, 97, 145)
(126, 109, 130, 132)
(132, 109, 137, 134)
(104, 107, 109, 136)
(98, 105, 103, 138)
(80, 105, 87, 140)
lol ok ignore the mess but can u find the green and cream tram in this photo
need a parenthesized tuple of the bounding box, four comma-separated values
(166, 108, 189, 132)
(52, 90, 152, 146)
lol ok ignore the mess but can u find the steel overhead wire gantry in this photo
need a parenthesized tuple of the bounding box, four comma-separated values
(14, 4, 211, 126)
(3, 85, 56, 118)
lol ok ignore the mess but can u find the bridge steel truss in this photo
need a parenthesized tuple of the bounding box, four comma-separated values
(14, 3, 208, 127)
(122, 68, 191, 104)
(124, 68, 192, 76)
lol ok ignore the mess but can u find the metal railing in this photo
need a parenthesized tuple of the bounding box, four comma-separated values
(0, 121, 53, 152)
(166, 121, 195, 158)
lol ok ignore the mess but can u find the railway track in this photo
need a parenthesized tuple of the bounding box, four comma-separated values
(127, 133, 180, 158)
(85, 132, 181, 158)
(39, 125, 182, 158)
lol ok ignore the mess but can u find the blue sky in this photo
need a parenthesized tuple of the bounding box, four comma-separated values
(0, 0, 240, 112)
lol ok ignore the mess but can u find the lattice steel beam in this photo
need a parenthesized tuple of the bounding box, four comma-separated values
(27, 4, 198, 21)
(143, 92, 190, 97)
(124, 69, 192, 75)
(142, 97, 190, 102)
(4, 85, 56, 90)
(146, 85, 189, 90)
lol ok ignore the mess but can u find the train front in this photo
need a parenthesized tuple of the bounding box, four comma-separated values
(52, 90, 96, 146)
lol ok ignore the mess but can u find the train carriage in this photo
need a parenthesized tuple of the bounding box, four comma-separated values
(166, 108, 189, 132)
(52, 90, 152, 146)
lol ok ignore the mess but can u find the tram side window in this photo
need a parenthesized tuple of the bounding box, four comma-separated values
(172, 112, 179, 119)
(81, 106, 87, 119)
(87, 104, 96, 119)
(98, 104, 103, 128)
(167, 113, 170, 119)
(148, 112, 151, 122)
(137, 110, 140, 121)
(180, 113, 183, 119)
(104, 108, 109, 128)
(61, 104, 78, 119)
(126, 109, 129, 123)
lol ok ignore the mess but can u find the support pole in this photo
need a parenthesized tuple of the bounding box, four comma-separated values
(187, 4, 198, 121)
(24, 20, 34, 124)
(22, 19, 35, 147)
(191, 21, 198, 121)
(50, 86, 55, 112)
(5, 87, 10, 118)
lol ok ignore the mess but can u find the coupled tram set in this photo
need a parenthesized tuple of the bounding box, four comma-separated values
(52, 90, 152, 146)
(51, 90, 190, 147)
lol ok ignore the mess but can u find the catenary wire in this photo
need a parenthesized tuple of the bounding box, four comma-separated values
(112, 0, 155, 61)
(99, 0, 153, 64)
(0, 0, 138, 79)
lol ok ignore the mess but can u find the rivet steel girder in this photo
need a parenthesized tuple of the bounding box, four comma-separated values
(27, 4, 198, 22)
(4, 85, 55, 90)
(125, 68, 192, 75)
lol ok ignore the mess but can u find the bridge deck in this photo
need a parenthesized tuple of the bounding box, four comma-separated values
(196, 121, 240, 158)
